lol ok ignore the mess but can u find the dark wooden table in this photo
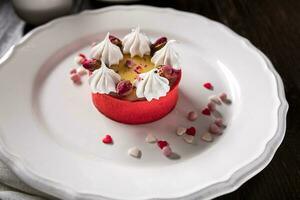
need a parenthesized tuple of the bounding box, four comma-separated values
(24, 0, 300, 199)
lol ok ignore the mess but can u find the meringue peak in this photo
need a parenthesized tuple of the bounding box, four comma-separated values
(151, 39, 180, 69)
(88, 61, 121, 94)
(90, 32, 123, 67)
(136, 69, 170, 101)
(122, 27, 151, 58)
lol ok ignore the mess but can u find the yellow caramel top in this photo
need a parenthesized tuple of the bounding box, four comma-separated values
(110, 54, 157, 101)
(110, 54, 156, 83)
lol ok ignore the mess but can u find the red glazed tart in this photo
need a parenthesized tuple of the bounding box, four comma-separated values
(78, 27, 181, 124)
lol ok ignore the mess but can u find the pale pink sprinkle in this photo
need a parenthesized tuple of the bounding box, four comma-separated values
(219, 92, 227, 101)
(209, 123, 222, 135)
(187, 111, 198, 121)
(219, 92, 232, 104)
(77, 67, 87, 76)
(162, 146, 172, 157)
(215, 118, 226, 128)
(207, 101, 216, 111)
(70, 73, 81, 85)
(70, 68, 77, 74)
(74, 55, 85, 65)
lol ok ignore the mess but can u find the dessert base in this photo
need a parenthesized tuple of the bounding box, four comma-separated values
(92, 73, 181, 124)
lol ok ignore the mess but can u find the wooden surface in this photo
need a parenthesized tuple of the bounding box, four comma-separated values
(24, 0, 299, 199)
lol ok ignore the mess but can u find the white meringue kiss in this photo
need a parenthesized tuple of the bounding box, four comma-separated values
(89, 61, 121, 94)
(122, 27, 151, 57)
(90, 33, 123, 67)
(136, 69, 170, 101)
(151, 40, 180, 69)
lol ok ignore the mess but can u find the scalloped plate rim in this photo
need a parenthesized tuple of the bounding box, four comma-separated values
(0, 5, 288, 200)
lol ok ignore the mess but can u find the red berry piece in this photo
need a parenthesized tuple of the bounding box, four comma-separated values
(157, 140, 169, 149)
(201, 108, 211, 116)
(203, 82, 213, 90)
(102, 135, 113, 144)
(186, 127, 196, 136)
(134, 65, 143, 74)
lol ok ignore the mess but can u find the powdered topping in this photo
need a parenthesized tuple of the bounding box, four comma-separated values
(122, 27, 151, 57)
(151, 40, 180, 69)
(89, 61, 121, 94)
(136, 69, 170, 101)
(90, 33, 123, 67)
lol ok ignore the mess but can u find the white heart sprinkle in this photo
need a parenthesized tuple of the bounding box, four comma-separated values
(183, 134, 194, 144)
(176, 127, 186, 136)
(145, 134, 157, 143)
(209, 95, 221, 105)
(201, 132, 213, 142)
(128, 147, 141, 158)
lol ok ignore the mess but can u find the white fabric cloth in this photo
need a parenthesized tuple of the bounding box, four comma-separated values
(0, 1, 55, 199)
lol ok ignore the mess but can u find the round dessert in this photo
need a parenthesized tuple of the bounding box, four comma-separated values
(77, 27, 181, 124)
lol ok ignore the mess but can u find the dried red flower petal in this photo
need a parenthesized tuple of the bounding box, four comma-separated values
(159, 65, 179, 80)
(82, 59, 101, 72)
(151, 37, 168, 55)
(134, 65, 143, 74)
(109, 35, 122, 48)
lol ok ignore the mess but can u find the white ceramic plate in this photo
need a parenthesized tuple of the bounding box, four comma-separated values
(0, 6, 288, 200)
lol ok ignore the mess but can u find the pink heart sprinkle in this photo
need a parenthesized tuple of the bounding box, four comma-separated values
(203, 82, 213, 90)
(201, 108, 211, 116)
(102, 135, 113, 144)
